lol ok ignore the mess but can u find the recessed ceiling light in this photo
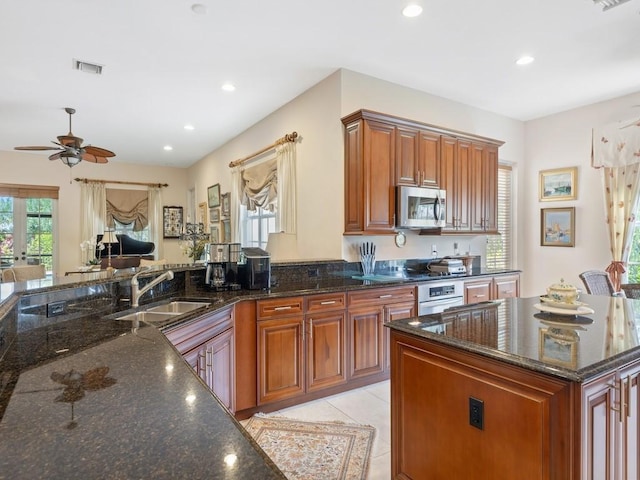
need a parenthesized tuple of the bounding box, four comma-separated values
(184, 124, 195, 131)
(191, 4, 207, 14)
(163, 145, 173, 151)
(402, 4, 423, 17)
(221, 83, 236, 92)
(516, 55, 535, 66)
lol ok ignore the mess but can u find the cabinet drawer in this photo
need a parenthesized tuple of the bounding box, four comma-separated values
(493, 275, 520, 299)
(348, 286, 416, 307)
(164, 306, 233, 354)
(305, 293, 346, 314)
(257, 296, 304, 320)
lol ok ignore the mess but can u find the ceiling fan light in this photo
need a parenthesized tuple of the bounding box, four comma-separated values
(592, 0, 632, 11)
(61, 156, 82, 168)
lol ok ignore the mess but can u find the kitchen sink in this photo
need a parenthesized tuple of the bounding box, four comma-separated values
(115, 300, 211, 323)
(116, 311, 184, 323)
(146, 301, 211, 314)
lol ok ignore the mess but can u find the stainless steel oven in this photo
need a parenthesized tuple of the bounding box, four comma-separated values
(417, 279, 464, 315)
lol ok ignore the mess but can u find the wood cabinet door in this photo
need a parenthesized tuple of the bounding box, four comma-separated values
(470, 141, 486, 232)
(396, 126, 420, 186)
(344, 119, 364, 233)
(455, 139, 472, 231)
(440, 135, 457, 230)
(619, 361, 640, 480)
(464, 279, 492, 304)
(306, 310, 347, 392)
(348, 306, 385, 379)
(483, 144, 499, 233)
(257, 316, 305, 405)
(418, 131, 440, 187)
(206, 328, 235, 412)
(582, 372, 617, 480)
(494, 274, 520, 299)
(384, 301, 417, 371)
(364, 119, 396, 232)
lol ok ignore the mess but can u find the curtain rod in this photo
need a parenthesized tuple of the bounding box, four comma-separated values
(228, 131, 298, 168)
(74, 178, 169, 188)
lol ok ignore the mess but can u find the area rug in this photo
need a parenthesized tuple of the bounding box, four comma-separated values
(244, 414, 375, 480)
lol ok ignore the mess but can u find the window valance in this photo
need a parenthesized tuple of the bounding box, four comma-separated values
(592, 119, 640, 168)
(106, 188, 148, 231)
(240, 158, 278, 212)
(0, 183, 59, 199)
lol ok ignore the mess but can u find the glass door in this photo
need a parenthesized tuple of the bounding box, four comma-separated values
(0, 197, 54, 273)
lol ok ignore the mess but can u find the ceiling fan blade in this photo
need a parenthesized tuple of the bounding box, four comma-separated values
(15, 146, 61, 151)
(81, 152, 109, 164)
(85, 145, 115, 157)
(49, 152, 62, 161)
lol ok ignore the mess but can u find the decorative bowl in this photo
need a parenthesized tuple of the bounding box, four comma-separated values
(546, 279, 580, 305)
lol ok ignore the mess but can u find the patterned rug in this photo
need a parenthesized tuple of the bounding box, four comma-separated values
(244, 415, 375, 480)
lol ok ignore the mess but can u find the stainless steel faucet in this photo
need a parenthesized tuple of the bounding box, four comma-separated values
(131, 269, 174, 307)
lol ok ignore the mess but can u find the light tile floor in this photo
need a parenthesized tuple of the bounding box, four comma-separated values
(242, 380, 391, 480)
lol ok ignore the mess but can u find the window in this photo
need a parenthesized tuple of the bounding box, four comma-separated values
(241, 206, 276, 249)
(113, 219, 150, 242)
(0, 196, 55, 273)
(627, 218, 640, 283)
(486, 164, 513, 269)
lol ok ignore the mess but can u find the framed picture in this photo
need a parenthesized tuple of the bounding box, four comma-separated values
(198, 202, 207, 225)
(541, 207, 575, 247)
(222, 219, 231, 243)
(221, 192, 230, 217)
(163, 206, 183, 239)
(538, 327, 578, 369)
(209, 208, 220, 223)
(210, 225, 220, 243)
(539, 167, 578, 201)
(207, 183, 221, 208)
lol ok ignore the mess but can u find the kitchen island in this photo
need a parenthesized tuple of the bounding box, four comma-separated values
(387, 295, 640, 480)
(0, 262, 518, 478)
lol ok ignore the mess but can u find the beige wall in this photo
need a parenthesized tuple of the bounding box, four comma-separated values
(187, 69, 526, 273)
(0, 150, 189, 275)
(522, 91, 640, 297)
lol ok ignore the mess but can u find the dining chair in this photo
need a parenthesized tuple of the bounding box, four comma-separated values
(579, 270, 616, 296)
(1, 264, 46, 282)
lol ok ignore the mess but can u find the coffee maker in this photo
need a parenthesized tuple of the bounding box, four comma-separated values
(204, 243, 242, 291)
(238, 247, 271, 290)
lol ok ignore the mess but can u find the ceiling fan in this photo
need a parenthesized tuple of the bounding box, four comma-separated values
(14, 107, 115, 168)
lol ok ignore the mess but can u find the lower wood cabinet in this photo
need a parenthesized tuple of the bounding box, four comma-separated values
(165, 306, 235, 412)
(257, 293, 347, 405)
(348, 285, 416, 380)
(582, 361, 640, 479)
(464, 273, 520, 304)
(390, 330, 572, 479)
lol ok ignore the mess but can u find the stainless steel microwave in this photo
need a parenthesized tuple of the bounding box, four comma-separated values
(396, 186, 446, 229)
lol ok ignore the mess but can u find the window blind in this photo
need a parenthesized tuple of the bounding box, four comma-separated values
(0, 183, 59, 199)
(486, 165, 512, 269)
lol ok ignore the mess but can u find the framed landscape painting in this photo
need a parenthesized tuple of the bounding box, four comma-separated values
(539, 167, 577, 201)
(541, 207, 575, 247)
(207, 183, 221, 208)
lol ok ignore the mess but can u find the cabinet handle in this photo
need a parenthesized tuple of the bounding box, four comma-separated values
(474, 294, 486, 299)
(611, 379, 625, 422)
(379, 294, 393, 299)
(274, 306, 293, 311)
(320, 301, 336, 305)
(625, 377, 631, 418)
(309, 319, 313, 340)
(501, 290, 512, 295)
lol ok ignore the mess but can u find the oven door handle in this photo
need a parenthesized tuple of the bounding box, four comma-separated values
(420, 297, 464, 307)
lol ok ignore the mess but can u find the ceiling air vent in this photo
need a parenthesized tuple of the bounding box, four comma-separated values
(73, 59, 104, 75)
(592, 0, 633, 11)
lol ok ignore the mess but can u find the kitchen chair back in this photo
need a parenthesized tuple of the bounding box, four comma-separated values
(1, 264, 46, 283)
(579, 270, 616, 296)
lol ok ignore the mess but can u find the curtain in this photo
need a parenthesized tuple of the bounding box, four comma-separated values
(602, 164, 640, 290)
(593, 120, 640, 291)
(231, 168, 242, 243)
(148, 186, 163, 260)
(80, 181, 106, 245)
(106, 189, 148, 231)
(276, 142, 297, 234)
(240, 158, 277, 212)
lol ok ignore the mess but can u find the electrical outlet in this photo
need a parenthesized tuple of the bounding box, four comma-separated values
(47, 301, 66, 317)
(469, 397, 484, 430)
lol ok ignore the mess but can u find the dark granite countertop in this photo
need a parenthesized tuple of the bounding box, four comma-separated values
(386, 294, 640, 382)
(0, 263, 520, 478)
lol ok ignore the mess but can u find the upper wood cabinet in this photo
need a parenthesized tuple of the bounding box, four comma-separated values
(342, 110, 504, 236)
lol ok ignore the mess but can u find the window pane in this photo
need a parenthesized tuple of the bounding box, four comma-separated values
(486, 165, 512, 269)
